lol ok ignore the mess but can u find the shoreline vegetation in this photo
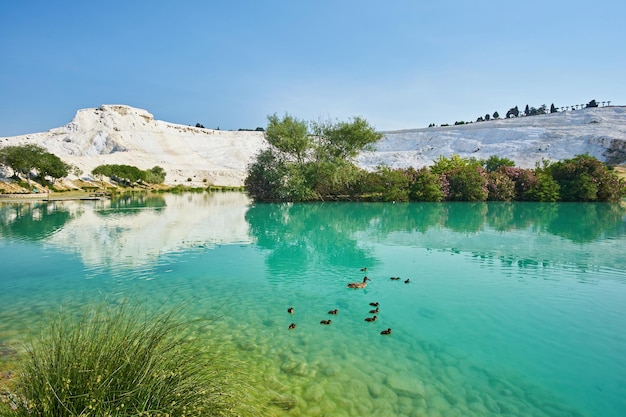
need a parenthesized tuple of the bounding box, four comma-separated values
(0, 301, 275, 417)
(244, 114, 626, 203)
(1, 113, 626, 203)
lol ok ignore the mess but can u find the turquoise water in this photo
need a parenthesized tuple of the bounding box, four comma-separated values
(1, 193, 625, 417)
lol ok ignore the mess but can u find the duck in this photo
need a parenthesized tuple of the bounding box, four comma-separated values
(320, 319, 332, 325)
(390, 276, 401, 281)
(380, 328, 392, 335)
(288, 323, 296, 330)
(328, 309, 338, 315)
(369, 302, 379, 307)
(360, 267, 367, 272)
(347, 276, 370, 289)
(369, 307, 379, 314)
(404, 279, 410, 284)
(287, 307, 294, 314)
(364, 315, 377, 322)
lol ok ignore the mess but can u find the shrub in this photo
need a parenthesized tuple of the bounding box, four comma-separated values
(549, 154, 625, 202)
(487, 170, 516, 201)
(446, 165, 488, 201)
(2, 302, 269, 417)
(409, 167, 447, 202)
(499, 167, 539, 201)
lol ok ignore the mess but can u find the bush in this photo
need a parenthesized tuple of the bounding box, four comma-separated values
(446, 165, 488, 201)
(549, 154, 625, 202)
(409, 167, 447, 202)
(2, 302, 269, 417)
(487, 170, 516, 201)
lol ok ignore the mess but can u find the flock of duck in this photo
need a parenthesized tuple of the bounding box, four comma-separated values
(287, 267, 410, 336)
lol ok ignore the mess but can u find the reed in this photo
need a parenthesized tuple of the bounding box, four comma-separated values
(1, 302, 271, 417)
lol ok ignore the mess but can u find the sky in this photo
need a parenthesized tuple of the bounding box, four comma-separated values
(1, 0, 625, 136)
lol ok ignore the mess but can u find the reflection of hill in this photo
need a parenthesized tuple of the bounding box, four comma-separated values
(245, 202, 626, 272)
(0, 202, 74, 240)
(45, 192, 253, 268)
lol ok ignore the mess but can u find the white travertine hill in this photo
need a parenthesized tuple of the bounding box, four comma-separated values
(1, 104, 625, 186)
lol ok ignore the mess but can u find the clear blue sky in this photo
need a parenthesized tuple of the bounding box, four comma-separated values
(1, 0, 624, 136)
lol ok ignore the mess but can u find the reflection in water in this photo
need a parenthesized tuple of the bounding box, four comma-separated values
(246, 201, 626, 273)
(1, 192, 253, 268)
(0, 201, 74, 240)
(1, 194, 626, 417)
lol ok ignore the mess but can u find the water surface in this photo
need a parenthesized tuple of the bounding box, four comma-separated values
(1, 193, 625, 417)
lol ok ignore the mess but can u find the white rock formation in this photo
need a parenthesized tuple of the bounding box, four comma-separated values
(1, 104, 625, 187)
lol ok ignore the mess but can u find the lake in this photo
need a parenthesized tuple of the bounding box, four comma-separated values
(1, 192, 625, 417)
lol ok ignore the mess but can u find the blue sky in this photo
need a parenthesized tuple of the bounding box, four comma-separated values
(1, 0, 624, 136)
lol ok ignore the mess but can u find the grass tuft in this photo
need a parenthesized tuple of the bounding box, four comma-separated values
(1, 302, 273, 417)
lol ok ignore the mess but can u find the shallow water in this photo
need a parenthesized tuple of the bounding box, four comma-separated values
(1, 193, 625, 417)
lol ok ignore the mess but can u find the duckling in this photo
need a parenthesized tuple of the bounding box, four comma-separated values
(390, 277, 400, 281)
(347, 276, 370, 289)
(287, 307, 294, 314)
(288, 323, 296, 330)
(360, 267, 367, 272)
(369, 307, 379, 314)
(364, 315, 377, 322)
(380, 328, 392, 335)
(369, 302, 379, 307)
(320, 319, 332, 325)
(328, 309, 338, 315)
(404, 279, 410, 284)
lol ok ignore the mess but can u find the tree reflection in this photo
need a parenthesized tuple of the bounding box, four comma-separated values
(246, 201, 626, 265)
(0, 202, 73, 240)
(97, 193, 166, 216)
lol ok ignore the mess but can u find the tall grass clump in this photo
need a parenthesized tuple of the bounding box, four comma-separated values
(2, 302, 272, 417)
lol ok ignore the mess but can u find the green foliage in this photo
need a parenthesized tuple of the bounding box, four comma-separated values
(3, 302, 270, 417)
(312, 116, 383, 161)
(244, 149, 289, 200)
(446, 165, 488, 201)
(143, 166, 166, 184)
(91, 164, 166, 185)
(371, 166, 410, 202)
(308, 159, 361, 198)
(487, 170, 516, 201)
(0, 144, 71, 184)
(36, 152, 70, 183)
(525, 171, 560, 202)
(409, 167, 446, 202)
(483, 155, 515, 173)
(549, 154, 625, 202)
(430, 154, 480, 176)
(245, 113, 382, 201)
(265, 113, 310, 163)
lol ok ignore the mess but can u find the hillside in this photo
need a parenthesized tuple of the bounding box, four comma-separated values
(1, 104, 625, 188)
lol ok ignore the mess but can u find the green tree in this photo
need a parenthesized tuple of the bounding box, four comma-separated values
(549, 154, 625, 202)
(446, 165, 488, 201)
(487, 170, 516, 201)
(245, 114, 381, 201)
(371, 166, 410, 202)
(409, 167, 446, 202)
(312, 116, 382, 161)
(482, 155, 515, 173)
(265, 113, 310, 164)
(36, 152, 69, 183)
(0, 144, 48, 185)
(143, 166, 167, 184)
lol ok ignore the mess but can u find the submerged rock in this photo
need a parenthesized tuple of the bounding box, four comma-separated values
(386, 373, 426, 397)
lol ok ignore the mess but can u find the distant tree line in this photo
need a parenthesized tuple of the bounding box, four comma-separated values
(0, 144, 71, 186)
(245, 115, 625, 203)
(429, 99, 611, 127)
(92, 164, 166, 185)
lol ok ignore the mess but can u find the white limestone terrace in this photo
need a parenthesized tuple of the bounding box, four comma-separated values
(1, 104, 625, 187)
